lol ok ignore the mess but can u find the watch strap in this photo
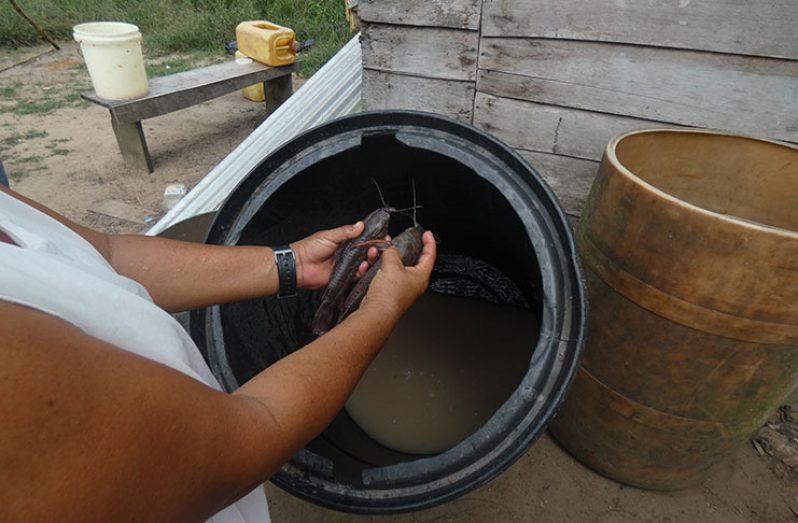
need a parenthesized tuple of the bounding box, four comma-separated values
(273, 245, 297, 298)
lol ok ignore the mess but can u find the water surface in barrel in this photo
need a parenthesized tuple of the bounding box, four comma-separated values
(346, 292, 538, 454)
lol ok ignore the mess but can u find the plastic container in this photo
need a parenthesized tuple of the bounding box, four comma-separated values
(234, 51, 266, 102)
(235, 21, 296, 67)
(161, 184, 187, 212)
(190, 111, 587, 513)
(73, 22, 148, 100)
(550, 129, 798, 490)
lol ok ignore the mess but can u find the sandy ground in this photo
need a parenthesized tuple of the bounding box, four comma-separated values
(1, 44, 796, 522)
(1, 43, 304, 233)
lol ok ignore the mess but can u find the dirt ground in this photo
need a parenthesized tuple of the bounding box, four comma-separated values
(0, 42, 304, 233)
(1, 44, 797, 522)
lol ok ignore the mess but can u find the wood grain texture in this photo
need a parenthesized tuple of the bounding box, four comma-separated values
(110, 119, 152, 173)
(482, 0, 798, 60)
(473, 93, 682, 161)
(362, 24, 478, 81)
(362, 69, 475, 123)
(552, 130, 798, 487)
(83, 60, 299, 123)
(359, 0, 481, 29)
(264, 74, 293, 114)
(478, 39, 798, 143)
(517, 150, 598, 216)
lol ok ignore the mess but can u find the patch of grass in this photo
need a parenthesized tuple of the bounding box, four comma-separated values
(45, 139, 70, 149)
(0, 0, 353, 75)
(45, 139, 71, 150)
(15, 154, 44, 163)
(0, 85, 16, 98)
(0, 84, 87, 115)
(2, 130, 48, 145)
(0, 129, 49, 152)
(8, 169, 26, 182)
(50, 148, 70, 156)
(7, 97, 65, 115)
(8, 161, 46, 182)
(145, 58, 194, 78)
(26, 129, 48, 139)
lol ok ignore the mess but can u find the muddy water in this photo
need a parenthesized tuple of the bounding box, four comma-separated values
(345, 292, 539, 455)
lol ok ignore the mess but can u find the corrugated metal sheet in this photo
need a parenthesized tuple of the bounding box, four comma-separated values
(147, 35, 362, 236)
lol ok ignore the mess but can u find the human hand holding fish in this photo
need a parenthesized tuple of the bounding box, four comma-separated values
(357, 229, 436, 321)
(310, 179, 430, 335)
(290, 221, 385, 290)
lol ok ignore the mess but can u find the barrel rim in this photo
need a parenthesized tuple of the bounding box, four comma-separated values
(605, 128, 798, 240)
(190, 110, 588, 512)
(73, 21, 142, 43)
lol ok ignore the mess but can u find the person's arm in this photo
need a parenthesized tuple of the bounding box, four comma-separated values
(102, 226, 365, 312)
(0, 233, 436, 521)
(232, 239, 436, 458)
(0, 185, 372, 312)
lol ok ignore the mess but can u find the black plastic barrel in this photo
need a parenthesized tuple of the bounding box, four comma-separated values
(190, 111, 587, 513)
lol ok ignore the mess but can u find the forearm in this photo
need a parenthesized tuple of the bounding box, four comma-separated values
(1, 186, 281, 311)
(108, 234, 279, 312)
(232, 305, 400, 475)
(232, 242, 437, 472)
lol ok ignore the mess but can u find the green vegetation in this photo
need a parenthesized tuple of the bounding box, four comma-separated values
(23, 130, 48, 140)
(9, 97, 64, 115)
(146, 60, 193, 78)
(14, 154, 43, 163)
(43, 138, 72, 155)
(7, 162, 46, 182)
(144, 50, 238, 78)
(0, 129, 49, 152)
(44, 138, 71, 150)
(0, 133, 68, 182)
(0, 0, 353, 75)
(0, 86, 88, 115)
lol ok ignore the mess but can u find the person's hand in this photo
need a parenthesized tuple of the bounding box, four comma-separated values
(359, 230, 436, 320)
(290, 222, 382, 290)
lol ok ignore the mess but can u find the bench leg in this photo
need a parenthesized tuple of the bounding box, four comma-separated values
(111, 118, 154, 173)
(263, 74, 293, 114)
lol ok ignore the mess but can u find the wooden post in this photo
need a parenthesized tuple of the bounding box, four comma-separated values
(110, 118, 153, 173)
(264, 74, 293, 114)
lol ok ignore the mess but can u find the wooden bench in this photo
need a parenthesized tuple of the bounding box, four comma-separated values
(82, 59, 300, 172)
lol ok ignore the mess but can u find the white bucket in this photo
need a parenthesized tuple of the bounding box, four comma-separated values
(73, 22, 148, 100)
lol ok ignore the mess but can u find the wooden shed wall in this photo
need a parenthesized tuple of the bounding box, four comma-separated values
(359, 0, 481, 123)
(359, 0, 798, 216)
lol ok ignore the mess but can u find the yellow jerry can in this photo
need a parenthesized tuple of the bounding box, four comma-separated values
(234, 51, 266, 102)
(236, 21, 297, 67)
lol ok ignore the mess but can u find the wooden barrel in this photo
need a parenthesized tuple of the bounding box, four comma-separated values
(550, 129, 798, 490)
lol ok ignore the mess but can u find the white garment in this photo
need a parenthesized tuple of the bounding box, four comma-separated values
(0, 191, 270, 523)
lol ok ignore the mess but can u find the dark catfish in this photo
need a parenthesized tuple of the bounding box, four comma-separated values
(311, 208, 391, 337)
(336, 225, 424, 323)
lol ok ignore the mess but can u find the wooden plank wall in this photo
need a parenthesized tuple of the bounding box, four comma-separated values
(360, 0, 798, 216)
(359, 0, 481, 122)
